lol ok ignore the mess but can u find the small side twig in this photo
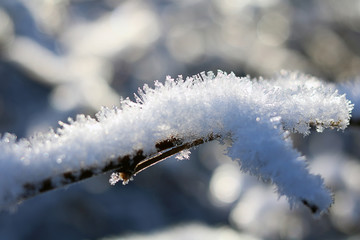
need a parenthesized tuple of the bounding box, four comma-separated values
(350, 118, 360, 127)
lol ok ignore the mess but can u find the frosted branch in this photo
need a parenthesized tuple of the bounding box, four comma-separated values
(337, 78, 360, 125)
(0, 70, 353, 215)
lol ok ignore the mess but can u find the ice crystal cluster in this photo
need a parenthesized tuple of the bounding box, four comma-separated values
(0, 70, 353, 214)
(338, 79, 360, 119)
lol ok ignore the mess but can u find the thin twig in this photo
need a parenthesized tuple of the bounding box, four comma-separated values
(18, 134, 219, 204)
(350, 118, 360, 127)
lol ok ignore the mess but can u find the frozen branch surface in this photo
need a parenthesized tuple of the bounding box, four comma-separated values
(0, 70, 353, 214)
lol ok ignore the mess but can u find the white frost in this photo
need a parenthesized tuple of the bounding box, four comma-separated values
(175, 150, 191, 160)
(337, 78, 360, 119)
(0, 70, 353, 213)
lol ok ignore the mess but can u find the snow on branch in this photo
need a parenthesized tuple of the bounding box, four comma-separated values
(337, 77, 360, 122)
(0, 70, 353, 215)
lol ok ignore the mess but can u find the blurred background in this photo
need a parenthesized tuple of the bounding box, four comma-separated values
(1, 0, 360, 239)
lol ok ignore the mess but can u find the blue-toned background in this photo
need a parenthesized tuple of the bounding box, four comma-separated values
(1, 1, 360, 239)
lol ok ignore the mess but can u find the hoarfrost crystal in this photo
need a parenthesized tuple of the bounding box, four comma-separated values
(0, 70, 353, 214)
(175, 150, 191, 160)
